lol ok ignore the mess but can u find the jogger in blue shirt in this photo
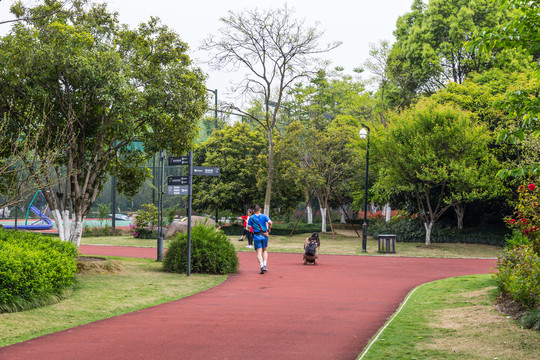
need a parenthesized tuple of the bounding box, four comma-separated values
(248, 204, 272, 274)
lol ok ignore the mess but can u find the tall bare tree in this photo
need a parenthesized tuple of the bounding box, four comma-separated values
(364, 40, 393, 127)
(202, 5, 340, 216)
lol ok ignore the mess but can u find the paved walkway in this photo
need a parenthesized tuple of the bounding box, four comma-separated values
(0, 246, 496, 360)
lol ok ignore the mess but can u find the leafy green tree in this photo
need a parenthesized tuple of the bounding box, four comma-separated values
(0, 0, 75, 25)
(430, 68, 540, 185)
(0, 1, 207, 246)
(192, 123, 266, 215)
(261, 133, 304, 220)
(286, 69, 371, 224)
(201, 5, 341, 217)
(471, 0, 540, 179)
(374, 99, 493, 245)
(428, 71, 528, 226)
(289, 68, 373, 128)
(282, 120, 358, 233)
(389, 0, 525, 104)
(197, 115, 228, 144)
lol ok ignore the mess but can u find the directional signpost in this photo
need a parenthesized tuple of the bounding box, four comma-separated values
(167, 185, 189, 196)
(164, 152, 220, 276)
(168, 156, 189, 166)
(192, 166, 220, 176)
(167, 176, 189, 186)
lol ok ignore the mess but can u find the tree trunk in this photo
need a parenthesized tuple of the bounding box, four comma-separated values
(264, 128, 274, 216)
(454, 203, 465, 230)
(385, 203, 391, 222)
(320, 207, 327, 233)
(51, 208, 86, 247)
(423, 221, 433, 246)
(305, 188, 313, 224)
(69, 213, 85, 248)
(339, 207, 346, 224)
(306, 206, 313, 224)
(50, 209, 65, 242)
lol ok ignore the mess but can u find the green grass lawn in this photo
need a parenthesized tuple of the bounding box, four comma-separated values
(81, 231, 502, 259)
(358, 275, 540, 360)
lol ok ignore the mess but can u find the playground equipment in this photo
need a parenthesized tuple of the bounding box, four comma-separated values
(2, 191, 53, 231)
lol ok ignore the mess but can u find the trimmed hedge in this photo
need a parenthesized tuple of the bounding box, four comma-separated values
(220, 223, 328, 236)
(367, 216, 507, 246)
(163, 224, 238, 274)
(0, 229, 78, 313)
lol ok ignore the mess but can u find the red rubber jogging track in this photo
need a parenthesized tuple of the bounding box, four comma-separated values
(0, 246, 495, 359)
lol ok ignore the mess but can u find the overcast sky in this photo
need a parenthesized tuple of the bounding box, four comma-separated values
(0, 0, 414, 103)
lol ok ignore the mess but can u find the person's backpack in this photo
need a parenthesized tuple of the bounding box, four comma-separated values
(305, 240, 317, 256)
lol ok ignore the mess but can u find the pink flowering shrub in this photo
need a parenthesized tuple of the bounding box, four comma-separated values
(505, 182, 540, 255)
(499, 182, 540, 309)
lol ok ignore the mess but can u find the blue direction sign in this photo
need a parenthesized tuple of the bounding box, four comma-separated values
(167, 176, 189, 186)
(192, 166, 220, 176)
(167, 185, 189, 196)
(168, 156, 189, 166)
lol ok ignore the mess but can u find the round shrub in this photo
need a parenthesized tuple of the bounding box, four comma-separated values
(163, 224, 238, 274)
(0, 229, 78, 313)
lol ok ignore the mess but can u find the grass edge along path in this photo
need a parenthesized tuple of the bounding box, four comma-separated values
(357, 274, 540, 360)
(80, 233, 503, 259)
(0, 257, 227, 347)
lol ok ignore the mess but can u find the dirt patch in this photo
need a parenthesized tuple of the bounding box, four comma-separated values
(495, 292, 529, 320)
(461, 287, 496, 299)
(429, 305, 505, 331)
(333, 229, 362, 237)
(77, 256, 125, 275)
(416, 245, 441, 249)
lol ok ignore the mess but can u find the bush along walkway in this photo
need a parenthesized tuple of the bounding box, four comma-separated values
(0, 247, 495, 360)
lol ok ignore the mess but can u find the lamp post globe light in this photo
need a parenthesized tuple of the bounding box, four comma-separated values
(359, 124, 370, 252)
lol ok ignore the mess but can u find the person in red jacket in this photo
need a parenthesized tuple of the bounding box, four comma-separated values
(238, 209, 254, 248)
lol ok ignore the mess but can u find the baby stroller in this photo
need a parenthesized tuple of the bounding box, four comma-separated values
(303, 232, 320, 265)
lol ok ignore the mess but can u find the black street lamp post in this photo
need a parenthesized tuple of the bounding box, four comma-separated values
(359, 124, 370, 252)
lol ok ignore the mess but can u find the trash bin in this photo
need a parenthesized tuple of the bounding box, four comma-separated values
(377, 234, 396, 253)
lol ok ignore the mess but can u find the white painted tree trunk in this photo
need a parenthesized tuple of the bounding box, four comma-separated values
(69, 214, 85, 247)
(51, 209, 64, 241)
(320, 207, 327, 233)
(339, 207, 346, 224)
(423, 221, 433, 246)
(51, 209, 84, 247)
(385, 203, 391, 222)
(306, 206, 313, 224)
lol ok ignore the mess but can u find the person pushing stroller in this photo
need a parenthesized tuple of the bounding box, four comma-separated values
(303, 232, 320, 265)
